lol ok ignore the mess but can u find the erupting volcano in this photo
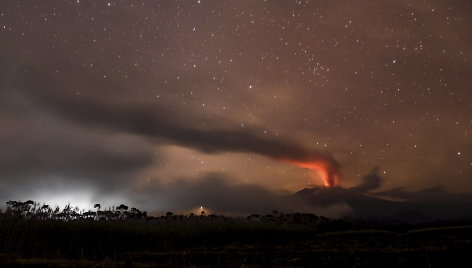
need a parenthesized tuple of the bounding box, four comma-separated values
(288, 160, 340, 187)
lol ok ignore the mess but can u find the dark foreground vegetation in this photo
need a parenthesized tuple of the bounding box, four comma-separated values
(1, 201, 471, 267)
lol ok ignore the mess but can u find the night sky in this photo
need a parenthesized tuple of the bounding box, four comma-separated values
(1, 0, 471, 217)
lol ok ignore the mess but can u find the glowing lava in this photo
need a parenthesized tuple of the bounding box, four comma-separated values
(288, 160, 340, 187)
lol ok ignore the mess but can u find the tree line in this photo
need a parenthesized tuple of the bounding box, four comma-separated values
(2, 200, 147, 220)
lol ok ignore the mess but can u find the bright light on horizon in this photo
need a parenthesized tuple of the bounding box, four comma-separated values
(27, 189, 125, 211)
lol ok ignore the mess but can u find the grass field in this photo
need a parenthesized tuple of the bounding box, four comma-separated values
(1, 203, 471, 267)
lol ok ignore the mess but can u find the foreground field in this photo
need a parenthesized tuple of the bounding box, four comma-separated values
(1, 211, 471, 267)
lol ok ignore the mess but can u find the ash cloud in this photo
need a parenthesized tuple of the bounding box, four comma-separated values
(0, 62, 154, 200)
(1, 55, 339, 208)
(13, 60, 340, 179)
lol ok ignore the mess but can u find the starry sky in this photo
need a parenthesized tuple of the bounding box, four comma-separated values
(0, 0, 471, 216)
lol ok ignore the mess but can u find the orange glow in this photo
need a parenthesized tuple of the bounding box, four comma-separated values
(287, 160, 339, 187)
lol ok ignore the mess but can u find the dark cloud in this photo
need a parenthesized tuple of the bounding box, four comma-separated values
(1, 55, 340, 207)
(0, 114, 154, 197)
(12, 59, 340, 184)
(0, 67, 154, 198)
(349, 167, 382, 192)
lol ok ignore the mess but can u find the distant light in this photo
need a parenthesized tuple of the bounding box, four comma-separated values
(457, 152, 461, 156)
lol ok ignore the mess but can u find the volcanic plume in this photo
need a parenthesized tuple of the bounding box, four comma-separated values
(286, 159, 340, 187)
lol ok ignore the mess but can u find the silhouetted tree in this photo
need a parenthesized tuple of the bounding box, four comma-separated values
(116, 204, 128, 211)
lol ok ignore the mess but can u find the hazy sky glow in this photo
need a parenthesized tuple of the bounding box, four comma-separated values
(0, 0, 471, 217)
